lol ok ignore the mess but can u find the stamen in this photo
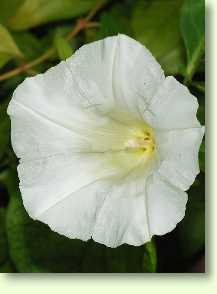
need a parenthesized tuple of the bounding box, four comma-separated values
(124, 125, 156, 159)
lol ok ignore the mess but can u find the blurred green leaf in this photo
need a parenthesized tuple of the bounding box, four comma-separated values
(190, 81, 205, 93)
(0, 24, 23, 68)
(0, 100, 10, 160)
(143, 240, 157, 272)
(195, 90, 205, 126)
(0, 0, 24, 24)
(7, 0, 103, 31)
(179, 175, 205, 258)
(85, 27, 99, 43)
(197, 103, 205, 126)
(180, 0, 205, 82)
(105, 244, 146, 273)
(54, 34, 73, 61)
(0, 77, 24, 101)
(132, 0, 185, 74)
(199, 140, 205, 173)
(0, 54, 11, 69)
(0, 260, 15, 273)
(0, 208, 8, 265)
(81, 241, 107, 272)
(99, 4, 132, 38)
(12, 32, 44, 60)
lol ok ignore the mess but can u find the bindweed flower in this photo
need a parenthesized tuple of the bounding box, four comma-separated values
(8, 35, 204, 248)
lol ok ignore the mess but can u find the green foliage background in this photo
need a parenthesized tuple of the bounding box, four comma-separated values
(0, 0, 205, 273)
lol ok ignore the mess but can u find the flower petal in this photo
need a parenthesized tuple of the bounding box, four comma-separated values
(7, 62, 83, 129)
(92, 174, 152, 248)
(156, 127, 204, 190)
(65, 34, 165, 116)
(92, 170, 188, 247)
(37, 178, 112, 242)
(8, 34, 165, 160)
(18, 152, 116, 225)
(144, 76, 200, 130)
(18, 148, 157, 247)
(8, 97, 153, 161)
(8, 35, 164, 130)
(8, 100, 89, 159)
(147, 173, 187, 236)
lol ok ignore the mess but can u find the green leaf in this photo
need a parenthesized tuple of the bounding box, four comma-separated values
(0, 208, 8, 265)
(190, 81, 205, 93)
(85, 2, 132, 43)
(180, 0, 205, 82)
(0, 24, 23, 68)
(105, 245, 146, 273)
(143, 240, 157, 273)
(12, 32, 44, 60)
(0, 260, 15, 273)
(0, 54, 11, 68)
(7, 0, 103, 31)
(54, 34, 73, 61)
(0, 76, 24, 101)
(199, 140, 205, 173)
(179, 174, 205, 258)
(193, 87, 205, 126)
(197, 101, 205, 126)
(0, 99, 10, 160)
(132, 0, 185, 75)
(99, 3, 132, 38)
(0, 0, 24, 24)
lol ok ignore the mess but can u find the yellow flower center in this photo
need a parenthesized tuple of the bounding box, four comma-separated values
(124, 128, 156, 155)
(106, 120, 157, 175)
(89, 109, 157, 175)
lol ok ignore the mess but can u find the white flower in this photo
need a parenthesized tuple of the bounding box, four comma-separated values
(7, 34, 204, 248)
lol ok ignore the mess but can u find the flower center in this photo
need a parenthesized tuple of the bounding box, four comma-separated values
(106, 123, 157, 175)
(90, 109, 157, 174)
(124, 127, 156, 156)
